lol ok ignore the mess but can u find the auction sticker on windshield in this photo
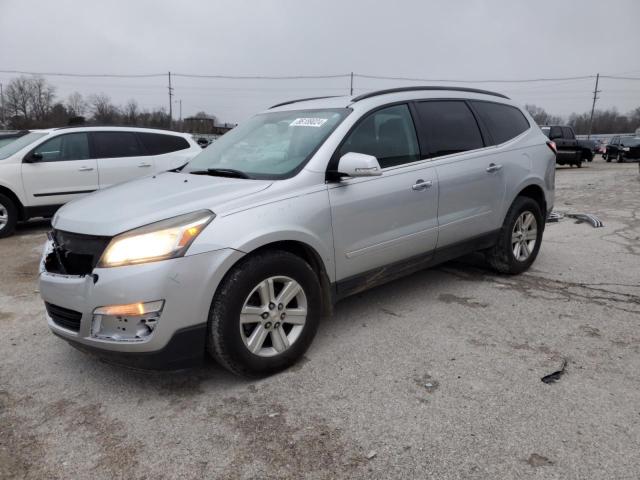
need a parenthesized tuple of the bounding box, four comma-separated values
(290, 118, 328, 127)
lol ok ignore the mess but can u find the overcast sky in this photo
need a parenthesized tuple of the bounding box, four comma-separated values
(1, 0, 639, 123)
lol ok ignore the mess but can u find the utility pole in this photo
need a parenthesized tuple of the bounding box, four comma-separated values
(587, 73, 600, 140)
(350, 72, 354, 96)
(168, 71, 174, 129)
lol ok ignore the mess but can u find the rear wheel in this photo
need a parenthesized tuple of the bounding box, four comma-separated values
(485, 196, 544, 275)
(0, 194, 17, 238)
(207, 250, 322, 377)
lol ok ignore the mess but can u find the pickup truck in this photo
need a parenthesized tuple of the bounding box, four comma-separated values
(540, 125, 583, 167)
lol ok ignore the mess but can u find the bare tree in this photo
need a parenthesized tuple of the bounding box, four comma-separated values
(123, 99, 139, 124)
(4, 76, 34, 119)
(66, 92, 87, 117)
(89, 93, 119, 124)
(30, 76, 56, 121)
(525, 104, 563, 126)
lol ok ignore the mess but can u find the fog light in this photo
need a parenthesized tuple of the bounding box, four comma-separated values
(91, 300, 164, 342)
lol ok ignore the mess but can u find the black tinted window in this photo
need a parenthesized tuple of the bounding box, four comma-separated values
(33, 133, 90, 161)
(471, 101, 530, 144)
(137, 133, 190, 155)
(92, 132, 144, 158)
(414, 101, 483, 158)
(562, 127, 575, 139)
(339, 104, 419, 168)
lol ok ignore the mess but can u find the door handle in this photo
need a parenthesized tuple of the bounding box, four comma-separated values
(412, 179, 433, 191)
(138, 162, 152, 168)
(486, 163, 503, 173)
(78, 166, 94, 172)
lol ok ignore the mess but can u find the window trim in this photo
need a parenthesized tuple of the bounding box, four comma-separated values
(23, 132, 91, 163)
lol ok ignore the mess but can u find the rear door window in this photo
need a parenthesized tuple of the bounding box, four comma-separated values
(470, 101, 530, 144)
(91, 131, 145, 158)
(338, 104, 420, 168)
(32, 133, 90, 161)
(562, 127, 575, 140)
(414, 100, 484, 158)
(137, 133, 190, 155)
(549, 126, 563, 139)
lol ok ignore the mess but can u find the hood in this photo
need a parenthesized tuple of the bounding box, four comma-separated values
(53, 172, 272, 236)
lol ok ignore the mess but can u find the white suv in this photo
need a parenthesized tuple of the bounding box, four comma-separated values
(0, 126, 201, 237)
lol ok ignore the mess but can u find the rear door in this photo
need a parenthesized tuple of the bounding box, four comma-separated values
(414, 100, 506, 247)
(21, 132, 98, 206)
(328, 104, 439, 282)
(136, 132, 196, 172)
(91, 131, 153, 188)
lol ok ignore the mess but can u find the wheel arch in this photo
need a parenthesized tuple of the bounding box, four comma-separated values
(513, 183, 547, 219)
(216, 238, 335, 319)
(0, 185, 25, 221)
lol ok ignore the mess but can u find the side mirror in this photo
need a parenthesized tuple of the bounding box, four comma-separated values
(24, 152, 43, 163)
(337, 152, 382, 178)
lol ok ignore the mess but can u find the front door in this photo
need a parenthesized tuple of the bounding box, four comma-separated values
(328, 104, 439, 282)
(21, 132, 98, 207)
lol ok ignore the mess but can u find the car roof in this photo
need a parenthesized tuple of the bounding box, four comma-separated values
(267, 86, 521, 114)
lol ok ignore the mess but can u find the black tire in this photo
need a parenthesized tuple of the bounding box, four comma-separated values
(617, 153, 623, 163)
(207, 250, 322, 377)
(605, 154, 611, 163)
(0, 193, 17, 238)
(485, 196, 544, 275)
(576, 161, 582, 168)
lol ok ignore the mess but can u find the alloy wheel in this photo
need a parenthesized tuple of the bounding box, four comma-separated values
(511, 211, 537, 261)
(0, 204, 8, 230)
(239, 276, 307, 357)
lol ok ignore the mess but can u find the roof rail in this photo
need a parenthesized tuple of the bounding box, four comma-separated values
(351, 86, 509, 102)
(269, 96, 340, 109)
(52, 124, 184, 132)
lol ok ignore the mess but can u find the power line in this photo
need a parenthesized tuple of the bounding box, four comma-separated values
(2, 69, 640, 83)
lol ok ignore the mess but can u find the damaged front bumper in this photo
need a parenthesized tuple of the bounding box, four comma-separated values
(39, 239, 244, 369)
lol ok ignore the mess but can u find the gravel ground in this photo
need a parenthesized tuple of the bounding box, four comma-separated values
(1, 158, 639, 480)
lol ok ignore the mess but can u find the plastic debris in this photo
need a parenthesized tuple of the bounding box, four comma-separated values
(366, 450, 377, 460)
(565, 213, 604, 228)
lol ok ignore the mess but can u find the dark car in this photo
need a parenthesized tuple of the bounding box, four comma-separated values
(541, 125, 582, 167)
(604, 136, 640, 162)
(0, 130, 29, 148)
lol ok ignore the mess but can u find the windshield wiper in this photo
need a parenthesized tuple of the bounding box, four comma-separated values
(189, 168, 251, 179)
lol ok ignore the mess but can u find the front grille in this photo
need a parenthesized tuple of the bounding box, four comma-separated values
(45, 229, 111, 275)
(45, 302, 82, 332)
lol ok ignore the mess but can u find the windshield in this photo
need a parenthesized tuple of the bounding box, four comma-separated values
(621, 137, 640, 147)
(0, 132, 47, 160)
(185, 109, 350, 179)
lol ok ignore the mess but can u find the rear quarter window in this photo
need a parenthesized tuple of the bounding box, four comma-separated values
(137, 133, 190, 155)
(92, 131, 145, 158)
(470, 101, 530, 145)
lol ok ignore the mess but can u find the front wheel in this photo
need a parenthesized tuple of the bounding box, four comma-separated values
(617, 153, 624, 163)
(485, 197, 544, 275)
(0, 194, 17, 238)
(207, 250, 322, 377)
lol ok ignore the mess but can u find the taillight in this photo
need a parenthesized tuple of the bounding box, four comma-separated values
(546, 141, 557, 154)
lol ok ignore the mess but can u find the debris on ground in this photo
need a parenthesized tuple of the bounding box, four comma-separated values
(527, 453, 554, 467)
(547, 211, 604, 228)
(366, 450, 377, 460)
(267, 412, 280, 418)
(565, 213, 604, 228)
(547, 211, 564, 223)
(541, 358, 568, 384)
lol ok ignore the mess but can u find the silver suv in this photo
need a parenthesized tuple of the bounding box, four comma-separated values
(39, 87, 556, 376)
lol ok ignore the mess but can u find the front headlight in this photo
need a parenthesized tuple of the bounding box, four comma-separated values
(622, 147, 630, 152)
(98, 210, 214, 268)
